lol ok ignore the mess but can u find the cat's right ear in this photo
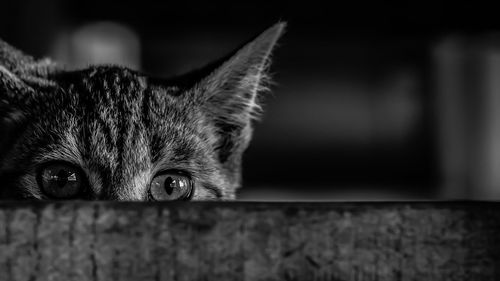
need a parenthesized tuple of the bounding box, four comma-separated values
(1, 51, 57, 120)
(0, 64, 36, 111)
(0, 64, 34, 97)
(0, 65, 33, 156)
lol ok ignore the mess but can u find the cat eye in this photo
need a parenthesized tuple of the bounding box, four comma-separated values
(149, 171, 193, 201)
(37, 162, 84, 199)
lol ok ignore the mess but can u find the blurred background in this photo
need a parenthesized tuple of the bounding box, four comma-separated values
(2, 1, 499, 200)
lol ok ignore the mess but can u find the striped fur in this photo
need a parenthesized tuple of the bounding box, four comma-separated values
(0, 23, 285, 200)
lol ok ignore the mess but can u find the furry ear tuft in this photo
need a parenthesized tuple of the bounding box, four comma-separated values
(0, 65, 38, 118)
(194, 23, 286, 164)
(199, 22, 286, 124)
(0, 66, 30, 159)
(0, 65, 32, 98)
(0, 39, 58, 99)
(0, 39, 59, 162)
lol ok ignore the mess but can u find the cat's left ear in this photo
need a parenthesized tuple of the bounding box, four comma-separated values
(193, 22, 286, 162)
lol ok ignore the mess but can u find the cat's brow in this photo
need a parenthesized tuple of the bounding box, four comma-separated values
(33, 131, 105, 197)
(34, 132, 82, 166)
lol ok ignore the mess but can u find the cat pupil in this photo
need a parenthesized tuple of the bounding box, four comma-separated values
(55, 169, 69, 188)
(164, 177, 174, 195)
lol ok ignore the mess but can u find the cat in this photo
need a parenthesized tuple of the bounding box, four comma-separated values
(0, 23, 285, 201)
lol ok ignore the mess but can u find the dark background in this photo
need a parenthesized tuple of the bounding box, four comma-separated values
(2, 1, 499, 200)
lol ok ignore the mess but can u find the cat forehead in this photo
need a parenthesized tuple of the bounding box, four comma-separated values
(57, 65, 148, 93)
(20, 65, 197, 143)
(47, 65, 183, 107)
(55, 65, 184, 93)
(70, 65, 142, 80)
(28, 63, 211, 169)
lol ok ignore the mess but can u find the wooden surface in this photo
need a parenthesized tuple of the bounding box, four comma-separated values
(0, 202, 499, 281)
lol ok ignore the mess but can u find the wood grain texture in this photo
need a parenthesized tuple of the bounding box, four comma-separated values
(0, 202, 499, 281)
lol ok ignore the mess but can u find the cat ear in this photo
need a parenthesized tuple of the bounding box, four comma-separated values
(196, 22, 286, 121)
(194, 22, 286, 163)
(1, 39, 58, 92)
(0, 65, 32, 159)
(0, 40, 57, 158)
(0, 63, 38, 112)
(0, 64, 32, 96)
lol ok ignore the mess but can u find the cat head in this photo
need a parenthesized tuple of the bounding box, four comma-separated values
(0, 23, 285, 200)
